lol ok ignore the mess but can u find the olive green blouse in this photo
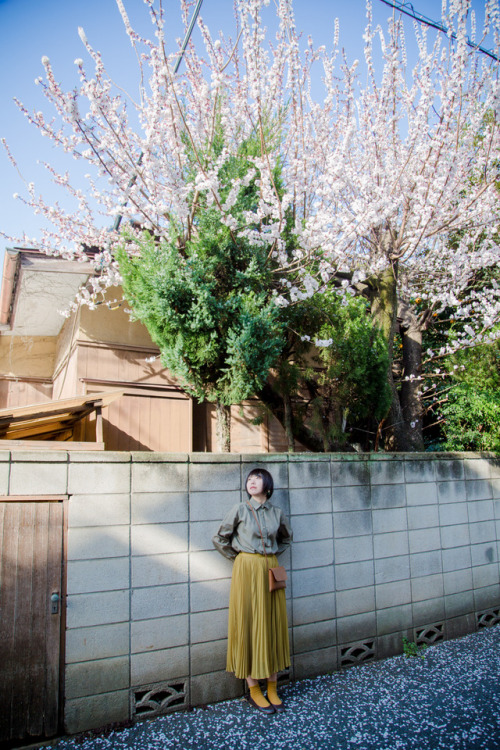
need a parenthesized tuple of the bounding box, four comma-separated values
(212, 496, 293, 561)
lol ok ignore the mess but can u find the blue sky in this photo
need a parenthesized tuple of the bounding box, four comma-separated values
(0, 0, 493, 269)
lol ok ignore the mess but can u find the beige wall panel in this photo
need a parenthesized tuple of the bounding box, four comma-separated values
(230, 402, 265, 454)
(1, 380, 53, 409)
(0, 336, 55, 379)
(79, 295, 153, 349)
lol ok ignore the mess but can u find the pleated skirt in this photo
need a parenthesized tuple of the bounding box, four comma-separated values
(226, 552, 290, 680)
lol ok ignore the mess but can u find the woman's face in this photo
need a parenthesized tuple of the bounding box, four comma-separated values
(246, 473, 265, 500)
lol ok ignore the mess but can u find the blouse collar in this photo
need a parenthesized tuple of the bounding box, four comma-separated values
(248, 495, 270, 510)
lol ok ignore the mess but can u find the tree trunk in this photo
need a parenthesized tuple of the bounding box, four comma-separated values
(399, 303, 425, 451)
(283, 393, 295, 453)
(365, 266, 410, 451)
(215, 400, 231, 453)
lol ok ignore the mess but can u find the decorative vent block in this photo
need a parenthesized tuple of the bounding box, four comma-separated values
(476, 608, 500, 629)
(131, 681, 187, 719)
(340, 640, 375, 668)
(415, 622, 444, 646)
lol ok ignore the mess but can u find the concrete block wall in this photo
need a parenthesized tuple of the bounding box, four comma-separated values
(1, 450, 500, 734)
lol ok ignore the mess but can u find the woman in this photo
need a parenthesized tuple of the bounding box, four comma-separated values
(212, 468, 293, 715)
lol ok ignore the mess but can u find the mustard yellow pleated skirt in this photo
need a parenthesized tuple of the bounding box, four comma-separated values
(226, 552, 290, 680)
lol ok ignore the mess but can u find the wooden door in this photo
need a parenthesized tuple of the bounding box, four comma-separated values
(0, 499, 64, 744)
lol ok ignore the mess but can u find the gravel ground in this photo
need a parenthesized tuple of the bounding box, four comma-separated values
(40, 626, 500, 750)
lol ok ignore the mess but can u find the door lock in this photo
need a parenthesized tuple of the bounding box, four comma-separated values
(50, 592, 60, 614)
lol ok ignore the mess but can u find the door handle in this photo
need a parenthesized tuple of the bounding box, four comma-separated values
(50, 592, 60, 615)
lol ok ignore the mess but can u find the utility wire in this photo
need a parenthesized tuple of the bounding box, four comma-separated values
(113, 0, 204, 233)
(379, 0, 500, 62)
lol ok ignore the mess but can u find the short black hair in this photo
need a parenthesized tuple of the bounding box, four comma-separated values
(245, 468, 274, 499)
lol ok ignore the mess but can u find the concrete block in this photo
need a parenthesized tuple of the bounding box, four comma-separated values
(468, 500, 495, 523)
(469, 521, 496, 545)
(66, 590, 129, 629)
(411, 573, 444, 602)
(292, 513, 333, 542)
(131, 523, 188, 557)
(0, 462, 9, 494)
(406, 483, 438, 506)
(335, 535, 373, 564)
(410, 550, 442, 578)
(191, 453, 241, 463)
(293, 647, 338, 679)
(373, 532, 409, 559)
(466, 479, 493, 501)
(409, 528, 441, 554)
(371, 484, 406, 509)
(68, 462, 130, 495)
(293, 566, 335, 598)
(369, 459, 405, 486)
(335, 561, 374, 591)
(190, 491, 241, 522)
(131, 614, 189, 653)
(331, 485, 370, 512)
(288, 460, 331, 489)
(293, 620, 336, 654)
(376, 604, 412, 636)
(372, 508, 407, 535)
(190, 579, 231, 613)
(474, 583, 500, 610)
(292, 539, 333, 570)
(442, 546, 472, 573)
(446, 613, 476, 640)
(65, 656, 129, 700)
(267, 489, 291, 517)
(464, 458, 491, 481)
(441, 524, 471, 549)
(131, 452, 188, 463)
(445, 591, 475, 619)
(190, 550, 233, 582)
(191, 608, 228, 643)
(64, 690, 129, 735)
(67, 558, 130, 595)
(438, 481, 467, 504)
(374, 555, 410, 585)
(406, 504, 439, 531)
(471, 542, 498, 567)
(377, 632, 406, 660)
(336, 612, 376, 643)
(472, 563, 499, 589)
(333, 510, 372, 538)
(489, 459, 500, 478)
(412, 598, 445, 625)
(66, 623, 129, 663)
(189, 463, 241, 493)
(190, 670, 243, 706)
(69, 494, 130, 528)
(331, 461, 370, 488)
(241, 461, 288, 489)
(190, 638, 228, 675)
(9, 461, 67, 495)
(290, 487, 332, 515)
(131, 584, 189, 620)
(443, 569, 473, 595)
(132, 553, 189, 588)
(67, 526, 129, 561)
(494, 482, 500, 501)
(131, 645, 189, 684)
(404, 459, 436, 484)
(375, 580, 411, 610)
(292, 592, 336, 626)
(132, 462, 188, 494)
(132, 493, 188, 524)
(495, 500, 500, 518)
(438, 503, 468, 526)
(190, 520, 219, 552)
(336, 586, 375, 618)
(435, 459, 464, 482)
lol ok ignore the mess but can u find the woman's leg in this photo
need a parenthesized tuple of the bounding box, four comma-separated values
(266, 673, 284, 711)
(246, 676, 274, 713)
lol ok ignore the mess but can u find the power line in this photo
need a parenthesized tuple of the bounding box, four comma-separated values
(378, 0, 500, 62)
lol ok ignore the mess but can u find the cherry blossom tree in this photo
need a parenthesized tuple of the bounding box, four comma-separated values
(3, 0, 500, 451)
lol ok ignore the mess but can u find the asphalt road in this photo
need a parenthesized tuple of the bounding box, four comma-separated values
(36, 625, 500, 750)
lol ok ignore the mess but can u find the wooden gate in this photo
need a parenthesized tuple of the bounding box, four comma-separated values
(0, 498, 65, 744)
